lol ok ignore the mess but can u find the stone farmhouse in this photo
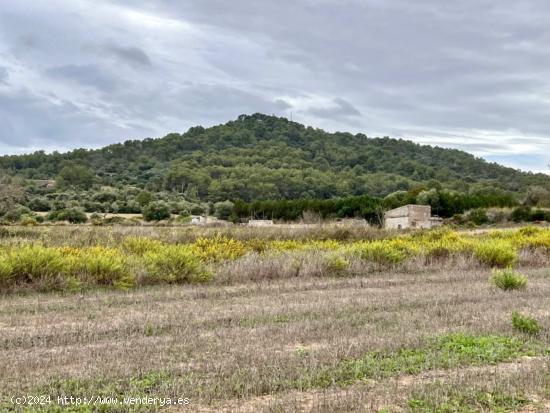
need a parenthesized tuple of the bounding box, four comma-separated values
(384, 204, 443, 230)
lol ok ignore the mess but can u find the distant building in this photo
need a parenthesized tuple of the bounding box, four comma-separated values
(191, 215, 207, 225)
(247, 219, 274, 227)
(384, 205, 442, 230)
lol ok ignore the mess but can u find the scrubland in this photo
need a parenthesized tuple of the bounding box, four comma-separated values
(0, 225, 549, 412)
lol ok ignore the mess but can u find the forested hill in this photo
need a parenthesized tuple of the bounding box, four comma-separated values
(1, 113, 548, 201)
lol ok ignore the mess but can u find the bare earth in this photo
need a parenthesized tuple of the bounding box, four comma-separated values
(1, 267, 549, 412)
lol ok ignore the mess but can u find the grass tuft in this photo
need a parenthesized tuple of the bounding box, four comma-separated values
(511, 311, 542, 335)
(490, 268, 528, 291)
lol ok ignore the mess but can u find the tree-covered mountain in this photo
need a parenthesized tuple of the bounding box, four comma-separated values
(1, 113, 548, 203)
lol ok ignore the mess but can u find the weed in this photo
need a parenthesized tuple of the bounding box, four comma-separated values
(325, 254, 350, 275)
(491, 268, 527, 291)
(299, 333, 535, 389)
(474, 241, 517, 267)
(121, 236, 163, 256)
(1, 245, 66, 290)
(143, 245, 210, 284)
(408, 386, 529, 413)
(69, 247, 133, 288)
(192, 235, 248, 262)
(512, 311, 542, 335)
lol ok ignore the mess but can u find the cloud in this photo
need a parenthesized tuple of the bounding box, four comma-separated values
(45, 64, 117, 91)
(104, 44, 152, 68)
(0, 67, 8, 84)
(0, 0, 549, 172)
(306, 97, 361, 120)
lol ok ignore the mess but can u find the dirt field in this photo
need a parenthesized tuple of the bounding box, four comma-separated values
(1, 265, 549, 412)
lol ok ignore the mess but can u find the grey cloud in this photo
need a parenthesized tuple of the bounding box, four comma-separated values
(0, 67, 8, 84)
(306, 97, 361, 120)
(105, 44, 152, 67)
(45, 64, 117, 91)
(0, 89, 155, 152)
(114, 83, 293, 128)
(0, 0, 549, 171)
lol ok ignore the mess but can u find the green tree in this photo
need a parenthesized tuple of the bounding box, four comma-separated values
(56, 164, 94, 190)
(136, 190, 153, 206)
(214, 200, 235, 220)
(142, 201, 171, 221)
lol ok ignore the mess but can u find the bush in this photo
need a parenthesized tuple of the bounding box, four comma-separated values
(0, 246, 67, 290)
(214, 200, 235, 220)
(511, 311, 541, 335)
(190, 205, 205, 215)
(122, 237, 163, 256)
(511, 206, 532, 223)
(68, 247, 133, 288)
(357, 241, 407, 265)
(3, 205, 31, 222)
(178, 215, 192, 224)
(90, 212, 104, 226)
(490, 268, 527, 291)
(474, 241, 517, 267)
(28, 197, 52, 212)
(468, 209, 489, 225)
(136, 190, 153, 206)
(142, 201, 171, 221)
(143, 246, 210, 283)
(48, 208, 88, 224)
(192, 235, 248, 262)
(19, 215, 38, 226)
(325, 254, 350, 276)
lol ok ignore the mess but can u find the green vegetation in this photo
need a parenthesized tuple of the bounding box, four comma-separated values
(1, 114, 549, 225)
(1, 227, 549, 293)
(298, 333, 538, 389)
(408, 385, 529, 413)
(47, 207, 88, 223)
(143, 245, 210, 284)
(512, 311, 542, 335)
(474, 241, 517, 267)
(490, 268, 528, 290)
(141, 201, 171, 221)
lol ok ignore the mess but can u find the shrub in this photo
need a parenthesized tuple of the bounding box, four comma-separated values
(121, 237, 164, 256)
(68, 247, 133, 288)
(474, 241, 517, 267)
(511, 311, 542, 335)
(3, 205, 31, 222)
(1, 246, 67, 289)
(19, 215, 38, 226)
(357, 241, 407, 265)
(48, 208, 88, 224)
(28, 197, 52, 212)
(189, 205, 205, 215)
(530, 209, 546, 221)
(90, 212, 104, 226)
(192, 235, 248, 262)
(142, 201, 171, 221)
(511, 206, 532, 223)
(468, 208, 489, 225)
(490, 268, 527, 291)
(325, 254, 350, 276)
(136, 190, 154, 206)
(143, 246, 210, 283)
(214, 200, 235, 220)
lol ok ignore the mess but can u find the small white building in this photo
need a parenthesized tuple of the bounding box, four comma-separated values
(384, 205, 442, 230)
(191, 215, 207, 225)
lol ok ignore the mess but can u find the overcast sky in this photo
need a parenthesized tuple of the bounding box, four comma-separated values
(1, 1, 550, 173)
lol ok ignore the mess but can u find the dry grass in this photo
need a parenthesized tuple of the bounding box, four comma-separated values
(1, 263, 549, 412)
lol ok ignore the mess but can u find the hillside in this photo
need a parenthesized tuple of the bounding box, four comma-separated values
(1, 113, 548, 203)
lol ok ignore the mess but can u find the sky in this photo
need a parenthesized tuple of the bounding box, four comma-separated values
(0, 1, 549, 174)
